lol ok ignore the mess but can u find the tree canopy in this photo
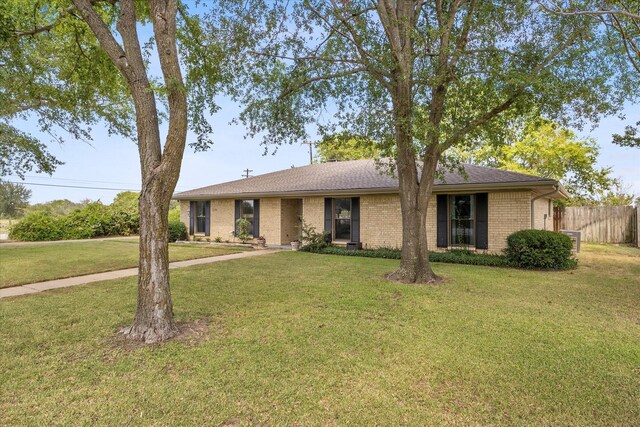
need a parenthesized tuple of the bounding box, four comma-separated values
(0, 124, 62, 178)
(469, 119, 616, 204)
(538, 1, 639, 148)
(212, 0, 638, 282)
(0, 0, 135, 176)
(0, 180, 31, 218)
(315, 132, 381, 163)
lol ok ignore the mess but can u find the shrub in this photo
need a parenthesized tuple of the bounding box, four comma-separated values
(505, 229, 576, 270)
(9, 200, 141, 241)
(236, 218, 252, 243)
(300, 219, 330, 251)
(63, 202, 114, 239)
(9, 211, 66, 241)
(300, 245, 512, 267)
(430, 249, 511, 267)
(168, 220, 187, 242)
(168, 204, 181, 222)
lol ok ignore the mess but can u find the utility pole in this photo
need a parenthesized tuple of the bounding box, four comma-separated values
(301, 141, 315, 165)
(242, 168, 253, 178)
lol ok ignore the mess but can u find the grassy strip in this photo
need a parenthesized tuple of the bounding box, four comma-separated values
(0, 244, 638, 425)
(301, 245, 512, 267)
(0, 240, 250, 288)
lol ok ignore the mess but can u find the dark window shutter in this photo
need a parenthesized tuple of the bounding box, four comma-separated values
(351, 197, 360, 243)
(204, 201, 211, 236)
(189, 201, 195, 235)
(324, 198, 333, 242)
(476, 193, 488, 249)
(253, 199, 260, 237)
(436, 194, 448, 248)
(234, 200, 241, 235)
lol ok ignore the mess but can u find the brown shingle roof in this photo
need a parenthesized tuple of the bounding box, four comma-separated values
(174, 159, 559, 200)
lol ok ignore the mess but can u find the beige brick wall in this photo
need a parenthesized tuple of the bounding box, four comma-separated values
(281, 199, 302, 244)
(258, 198, 281, 244)
(302, 196, 325, 234)
(179, 200, 192, 240)
(179, 190, 536, 250)
(360, 194, 402, 249)
(211, 199, 235, 241)
(359, 194, 439, 250)
(532, 197, 552, 231)
(488, 191, 531, 252)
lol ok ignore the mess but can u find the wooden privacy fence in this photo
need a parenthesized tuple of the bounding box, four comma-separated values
(554, 206, 638, 245)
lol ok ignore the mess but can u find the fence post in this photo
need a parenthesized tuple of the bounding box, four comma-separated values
(635, 203, 640, 248)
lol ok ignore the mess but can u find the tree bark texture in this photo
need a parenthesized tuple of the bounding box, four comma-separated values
(72, 0, 187, 342)
(380, 2, 441, 284)
(386, 76, 440, 283)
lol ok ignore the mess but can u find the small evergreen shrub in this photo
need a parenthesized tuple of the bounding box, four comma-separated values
(168, 221, 187, 242)
(505, 229, 576, 270)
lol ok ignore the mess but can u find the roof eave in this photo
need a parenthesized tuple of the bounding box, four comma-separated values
(173, 180, 564, 200)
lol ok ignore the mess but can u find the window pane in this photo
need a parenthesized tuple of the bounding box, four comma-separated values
(196, 201, 206, 233)
(334, 198, 351, 240)
(450, 195, 475, 246)
(197, 217, 206, 233)
(241, 200, 254, 236)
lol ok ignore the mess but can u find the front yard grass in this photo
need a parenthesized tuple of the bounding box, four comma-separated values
(0, 243, 638, 426)
(0, 240, 250, 288)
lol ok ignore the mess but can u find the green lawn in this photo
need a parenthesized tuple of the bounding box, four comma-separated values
(1, 244, 638, 426)
(0, 240, 250, 288)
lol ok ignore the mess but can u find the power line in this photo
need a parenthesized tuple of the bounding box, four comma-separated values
(242, 168, 253, 178)
(17, 174, 142, 186)
(4, 181, 140, 191)
(5, 175, 190, 191)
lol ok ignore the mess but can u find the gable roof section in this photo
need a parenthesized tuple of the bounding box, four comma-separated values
(174, 159, 565, 200)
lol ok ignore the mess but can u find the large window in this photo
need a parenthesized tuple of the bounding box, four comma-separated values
(334, 198, 351, 240)
(450, 195, 475, 246)
(240, 199, 254, 235)
(195, 201, 207, 233)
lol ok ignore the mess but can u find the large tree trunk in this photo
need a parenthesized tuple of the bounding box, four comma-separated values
(122, 182, 178, 342)
(73, 0, 187, 342)
(387, 79, 441, 284)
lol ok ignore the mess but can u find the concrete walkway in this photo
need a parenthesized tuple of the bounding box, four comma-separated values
(0, 249, 282, 299)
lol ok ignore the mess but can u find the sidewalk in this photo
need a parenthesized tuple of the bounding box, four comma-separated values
(0, 249, 282, 299)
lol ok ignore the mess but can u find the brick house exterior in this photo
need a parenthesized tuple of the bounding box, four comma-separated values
(175, 160, 566, 253)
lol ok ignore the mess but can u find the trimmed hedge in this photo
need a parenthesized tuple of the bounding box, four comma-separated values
(505, 229, 576, 270)
(300, 246, 511, 268)
(168, 221, 187, 242)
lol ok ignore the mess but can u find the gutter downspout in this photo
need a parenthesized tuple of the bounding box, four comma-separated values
(531, 184, 559, 229)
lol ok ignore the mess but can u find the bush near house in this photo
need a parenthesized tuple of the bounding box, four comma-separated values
(168, 220, 187, 242)
(300, 246, 512, 268)
(505, 229, 576, 270)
